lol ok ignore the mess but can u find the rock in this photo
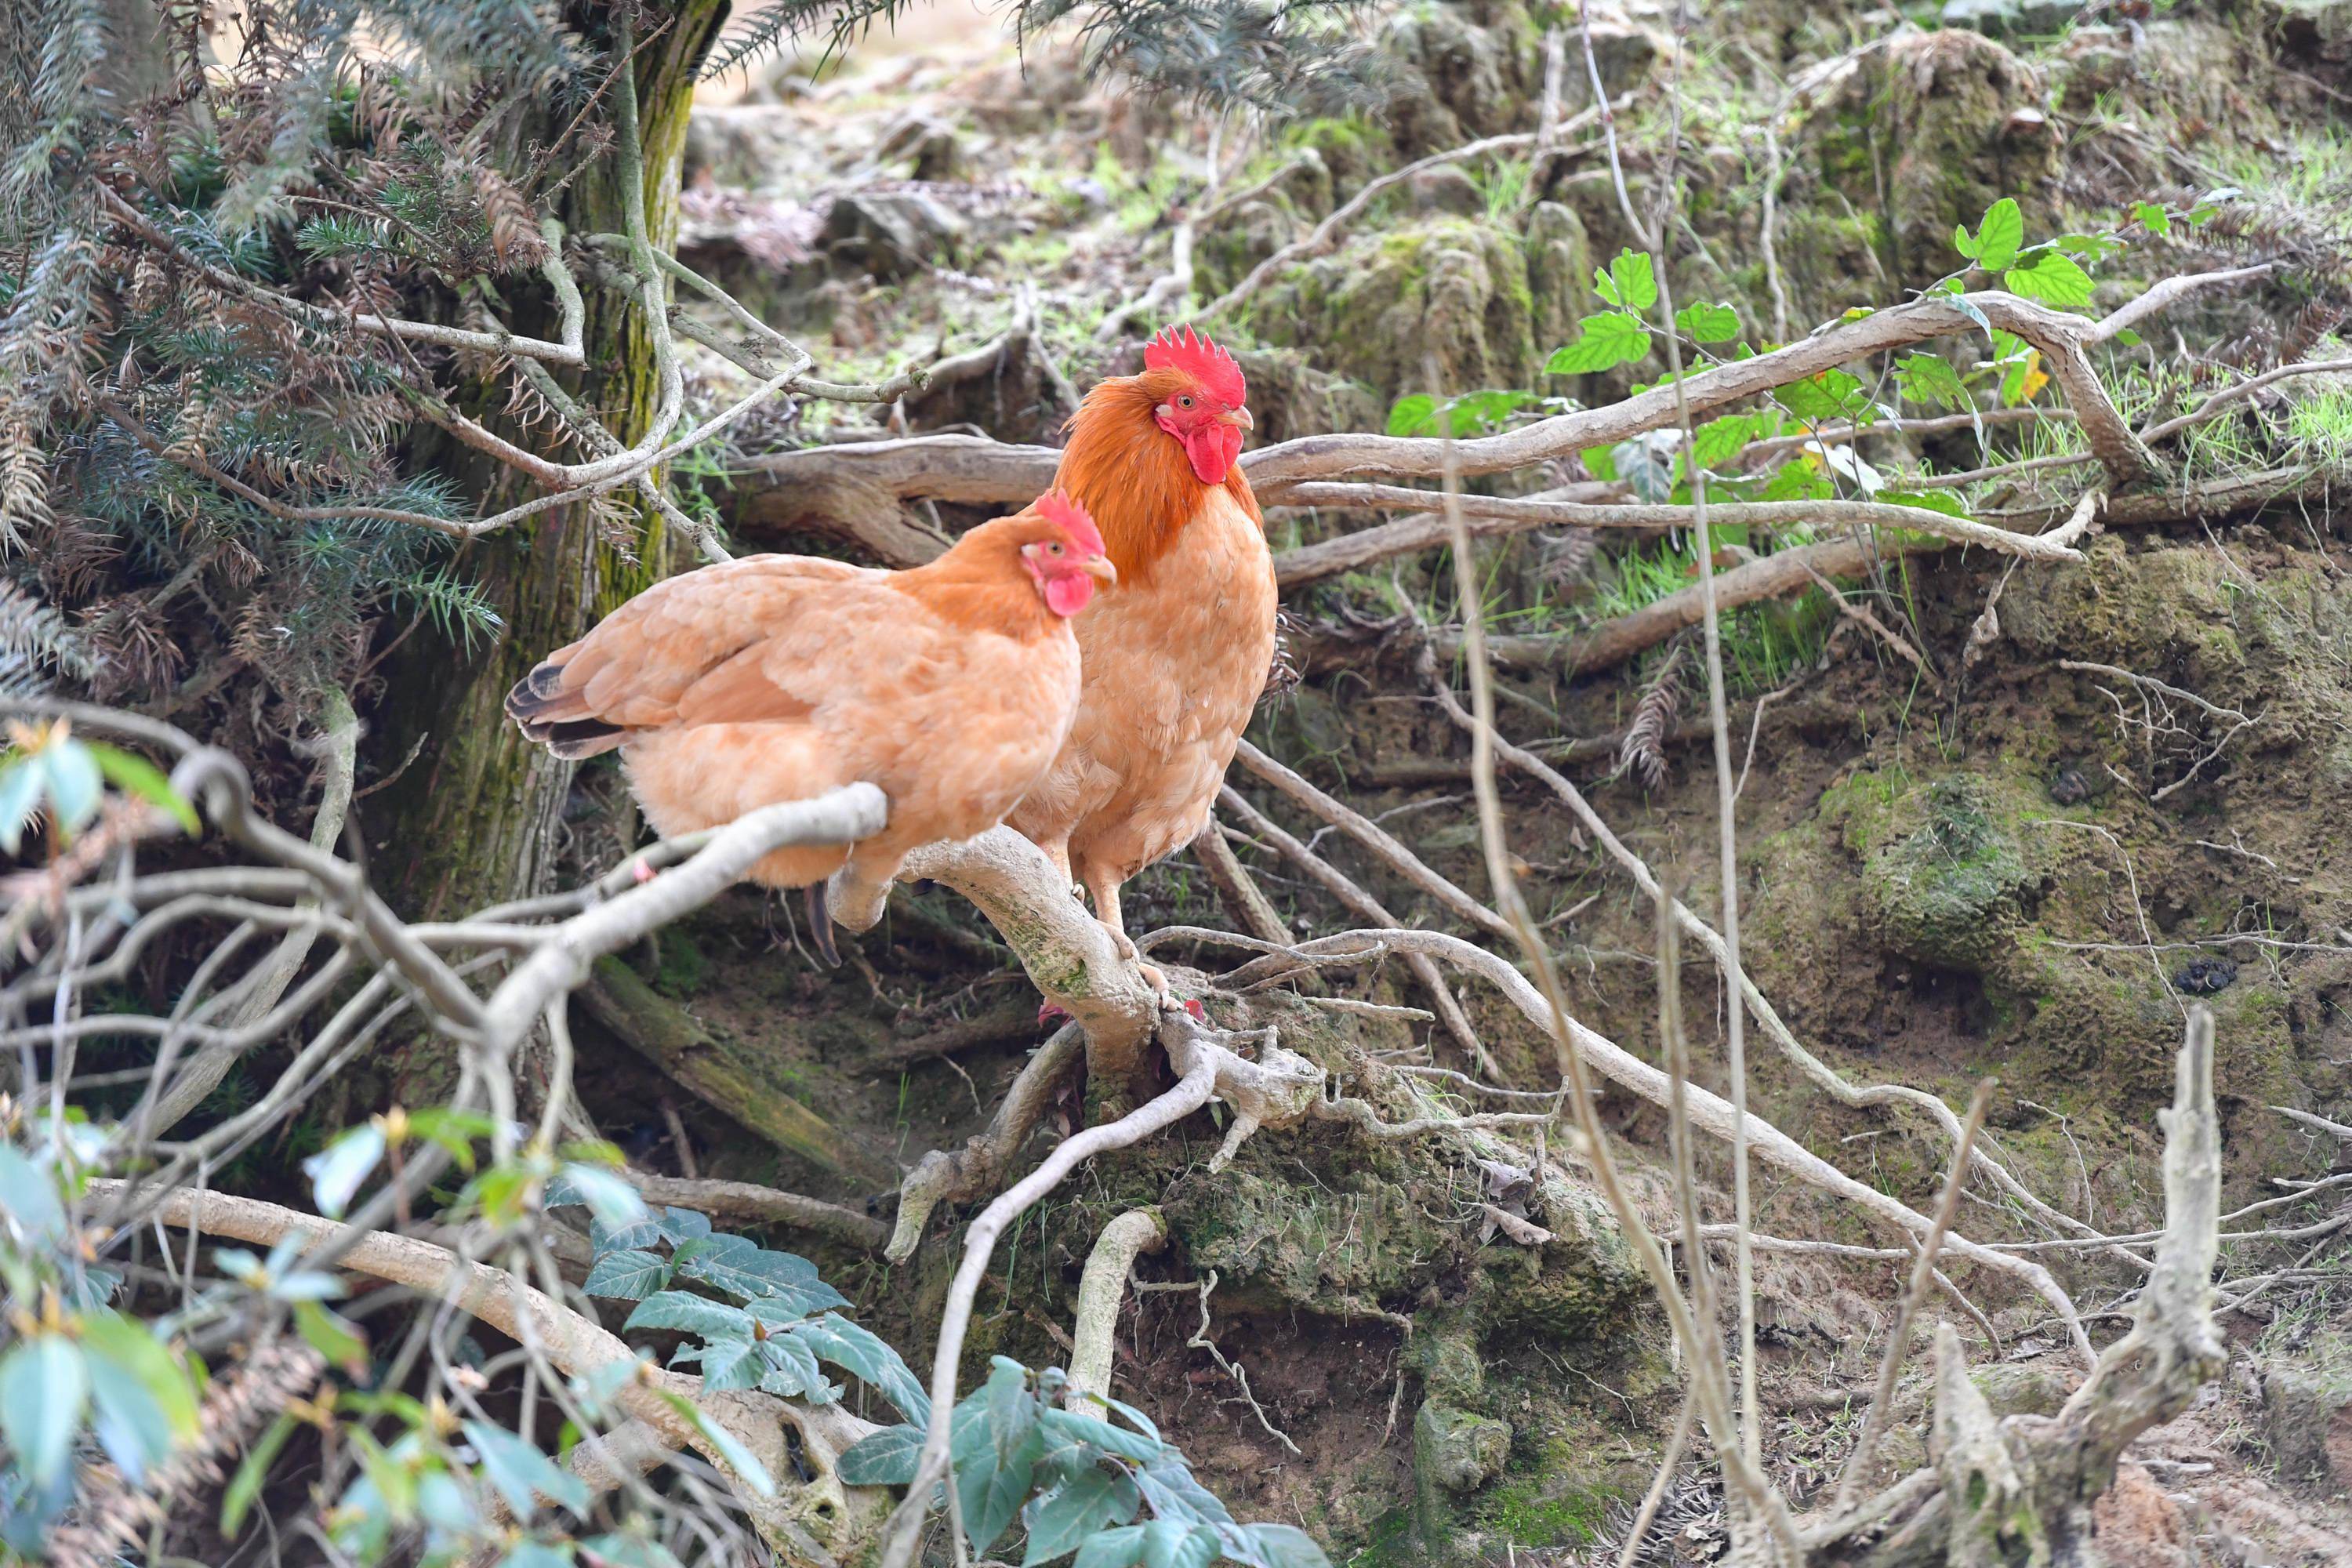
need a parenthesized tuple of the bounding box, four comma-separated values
(1791, 28, 2060, 292)
(2263, 1358, 2352, 1490)
(1414, 1401, 1512, 1494)
(1250, 216, 1571, 403)
(1862, 776, 2038, 971)
(873, 113, 964, 183)
(2048, 764, 2092, 805)
(2172, 957, 2238, 996)
(1941, 0, 2084, 37)
(1409, 165, 1483, 216)
(822, 190, 964, 279)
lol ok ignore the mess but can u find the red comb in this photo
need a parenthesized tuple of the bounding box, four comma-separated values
(1034, 490, 1105, 557)
(1143, 325, 1247, 408)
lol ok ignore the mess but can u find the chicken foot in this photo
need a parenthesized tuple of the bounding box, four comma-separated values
(802, 881, 844, 967)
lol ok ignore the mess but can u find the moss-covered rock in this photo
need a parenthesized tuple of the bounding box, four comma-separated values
(1791, 27, 2059, 289)
(1860, 775, 2040, 971)
(1248, 216, 1563, 403)
(1416, 1402, 1512, 1495)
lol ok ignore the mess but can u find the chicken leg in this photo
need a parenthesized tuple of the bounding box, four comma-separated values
(1082, 870, 1168, 998)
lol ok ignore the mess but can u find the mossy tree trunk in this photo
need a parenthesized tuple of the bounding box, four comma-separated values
(368, 1, 728, 1098)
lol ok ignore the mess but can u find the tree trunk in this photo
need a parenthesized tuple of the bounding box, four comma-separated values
(372, 1, 725, 924)
(367, 2, 728, 1101)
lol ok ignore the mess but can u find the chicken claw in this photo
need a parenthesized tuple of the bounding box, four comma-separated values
(803, 882, 844, 969)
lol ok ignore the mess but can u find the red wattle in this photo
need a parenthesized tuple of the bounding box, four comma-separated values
(1180, 424, 1241, 484)
(1044, 574, 1094, 616)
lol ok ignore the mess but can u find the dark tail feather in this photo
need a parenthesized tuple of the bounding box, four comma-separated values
(804, 882, 843, 968)
(503, 661, 571, 724)
(539, 719, 627, 760)
(506, 662, 626, 757)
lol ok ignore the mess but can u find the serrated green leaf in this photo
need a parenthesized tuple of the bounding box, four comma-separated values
(2004, 250, 2094, 307)
(466, 1419, 590, 1519)
(1240, 1523, 1332, 1568)
(2114, 326, 2144, 347)
(88, 744, 199, 833)
(1690, 413, 1763, 470)
(1877, 490, 1969, 519)
(1771, 368, 1869, 423)
(684, 1334, 764, 1392)
(756, 1331, 829, 1400)
(954, 1358, 1044, 1555)
(1548, 310, 1651, 374)
(1759, 457, 1835, 503)
(304, 1124, 385, 1220)
(1971, 198, 2024, 271)
(657, 1207, 712, 1243)
(1896, 353, 1969, 410)
(1040, 1407, 1163, 1463)
(583, 1250, 671, 1301)
(0, 1334, 89, 1488)
(840, 1424, 924, 1485)
(676, 1236, 840, 1313)
(2132, 200, 2171, 237)
(622, 1291, 756, 1340)
(1598, 248, 1657, 310)
(1674, 300, 1740, 343)
(1024, 1465, 1142, 1565)
(796, 1315, 928, 1422)
(1075, 1526, 1149, 1568)
(1133, 1454, 1235, 1528)
(1140, 1519, 1219, 1568)
(1385, 394, 1437, 437)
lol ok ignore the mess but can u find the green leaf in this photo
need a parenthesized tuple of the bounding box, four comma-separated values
(1674, 301, 1740, 343)
(1074, 1526, 1148, 1568)
(0, 1144, 66, 1245)
(1896, 353, 1969, 410)
(304, 1124, 386, 1219)
(1690, 413, 1765, 470)
(82, 1312, 200, 1480)
(622, 1291, 757, 1340)
(583, 1250, 672, 1301)
(581, 1531, 685, 1568)
(1759, 458, 1834, 503)
(466, 1419, 591, 1519)
(662, 1392, 775, 1497)
(2114, 326, 2144, 348)
(1385, 394, 1438, 437)
(1877, 489, 1968, 519)
(955, 1357, 1044, 1555)
(681, 1334, 764, 1392)
(1024, 1465, 1142, 1565)
(2131, 200, 2171, 237)
(675, 1236, 840, 1314)
(295, 1300, 369, 1375)
(223, 1413, 299, 1537)
(1975, 198, 2024, 271)
(1132, 1454, 1235, 1529)
(1239, 1523, 1332, 1568)
(40, 739, 103, 841)
(1771, 368, 1870, 423)
(796, 1315, 929, 1423)
(88, 744, 198, 833)
(1140, 1519, 1219, 1568)
(0, 1334, 90, 1488)
(838, 1424, 924, 1486)
(1547, 310, 1651, 374)
(498, 1541, 575, 1568)
(550, 1163, 648, 1232)
(1598, 248, 1657, 310)
(0, 756, 42, 855)
(755, 1330, 829, 1400)
(656, 1207, 713, 1244)
(1040, 1407, 1163, 1463)
(2004, 250, 2094, 307)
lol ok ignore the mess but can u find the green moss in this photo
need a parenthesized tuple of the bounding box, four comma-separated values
(1861, 775, 2038, 971)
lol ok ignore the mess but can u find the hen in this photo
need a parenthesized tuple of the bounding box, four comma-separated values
(506, 493, 1114, 964)
(1007, 326, 1278, 982)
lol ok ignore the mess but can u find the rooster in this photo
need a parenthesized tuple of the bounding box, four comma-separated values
(1007, 325, 1278, 987)
(505, 493, 1115, 964)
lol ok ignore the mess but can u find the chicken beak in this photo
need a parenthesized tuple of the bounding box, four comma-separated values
(1080, 555, 1119, 586)
(1219, 405, 1254, 430)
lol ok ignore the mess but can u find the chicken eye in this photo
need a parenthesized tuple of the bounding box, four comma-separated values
(1178, 395, 1195, 409)
(1047, 542, 1064, 555)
